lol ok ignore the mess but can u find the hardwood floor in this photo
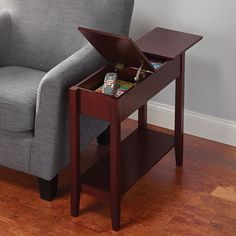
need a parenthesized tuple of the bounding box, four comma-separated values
(0, 119, 236, 235)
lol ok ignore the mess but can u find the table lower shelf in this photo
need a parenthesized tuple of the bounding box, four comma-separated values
(81, 128, 175, 196)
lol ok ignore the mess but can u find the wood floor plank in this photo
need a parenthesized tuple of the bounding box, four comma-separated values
(211, 186, 236, 203)
(0, 215, 40, 236)
(164, 218, 228, 236)
(209, 214, 236, 235)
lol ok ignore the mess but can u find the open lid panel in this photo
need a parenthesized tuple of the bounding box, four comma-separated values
(79, 27, 155, 72)
(136, 27, 203, 60)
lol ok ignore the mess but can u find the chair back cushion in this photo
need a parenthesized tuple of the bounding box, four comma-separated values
(0, 0, 134, 71)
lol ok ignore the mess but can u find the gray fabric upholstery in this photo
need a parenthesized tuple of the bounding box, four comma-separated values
(1, 0, 134, 71)
(0, 129, 33, 173)
(0, 66, 46, 132)
(0, 0, 134, 181)
(30, 44, 109, 180)
(0, 10, 11, 66)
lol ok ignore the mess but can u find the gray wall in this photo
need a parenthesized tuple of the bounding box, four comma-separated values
(130, 0, 236, 122)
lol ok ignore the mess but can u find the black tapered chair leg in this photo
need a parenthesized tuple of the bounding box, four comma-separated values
(38, 174, 59, 201)
(97, 126, 110, 145)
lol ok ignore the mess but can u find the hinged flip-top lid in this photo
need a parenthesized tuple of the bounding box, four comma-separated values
(78, 27, 155, 72)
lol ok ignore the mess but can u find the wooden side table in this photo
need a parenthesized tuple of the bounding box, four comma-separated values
(70, 27, 202, 231)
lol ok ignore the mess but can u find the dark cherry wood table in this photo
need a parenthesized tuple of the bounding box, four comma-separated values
(69, 27, 202, 231)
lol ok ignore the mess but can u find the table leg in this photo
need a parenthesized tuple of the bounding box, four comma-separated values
(175, 53, 185, 167)
(138, 103, 147, 129)
(110, 102, 121, 231)
(70, 88, 81, 216)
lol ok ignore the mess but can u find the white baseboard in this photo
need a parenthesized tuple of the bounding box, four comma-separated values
(130, 101, 236, 147)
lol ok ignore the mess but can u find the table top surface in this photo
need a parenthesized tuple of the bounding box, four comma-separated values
(136, 27, 203, 59)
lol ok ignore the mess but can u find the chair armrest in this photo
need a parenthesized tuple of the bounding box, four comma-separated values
(0, 10, 12, 66)
(35, 43, 105, 112)
(30, 43, 107, 180)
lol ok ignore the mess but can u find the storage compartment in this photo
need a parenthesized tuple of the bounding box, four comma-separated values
(77, 27, 167, 99)
(146, 54, 168, 70)
(78, 58, 167, 99)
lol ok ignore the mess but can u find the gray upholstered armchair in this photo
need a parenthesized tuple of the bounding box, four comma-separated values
(0, 0, 134, 200)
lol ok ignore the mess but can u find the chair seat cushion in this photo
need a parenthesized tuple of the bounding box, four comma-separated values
(0, 66, 46, 132)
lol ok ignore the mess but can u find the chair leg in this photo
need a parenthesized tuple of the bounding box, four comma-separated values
(38, 175, 59, 201)
(97, 126, 110, 145)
